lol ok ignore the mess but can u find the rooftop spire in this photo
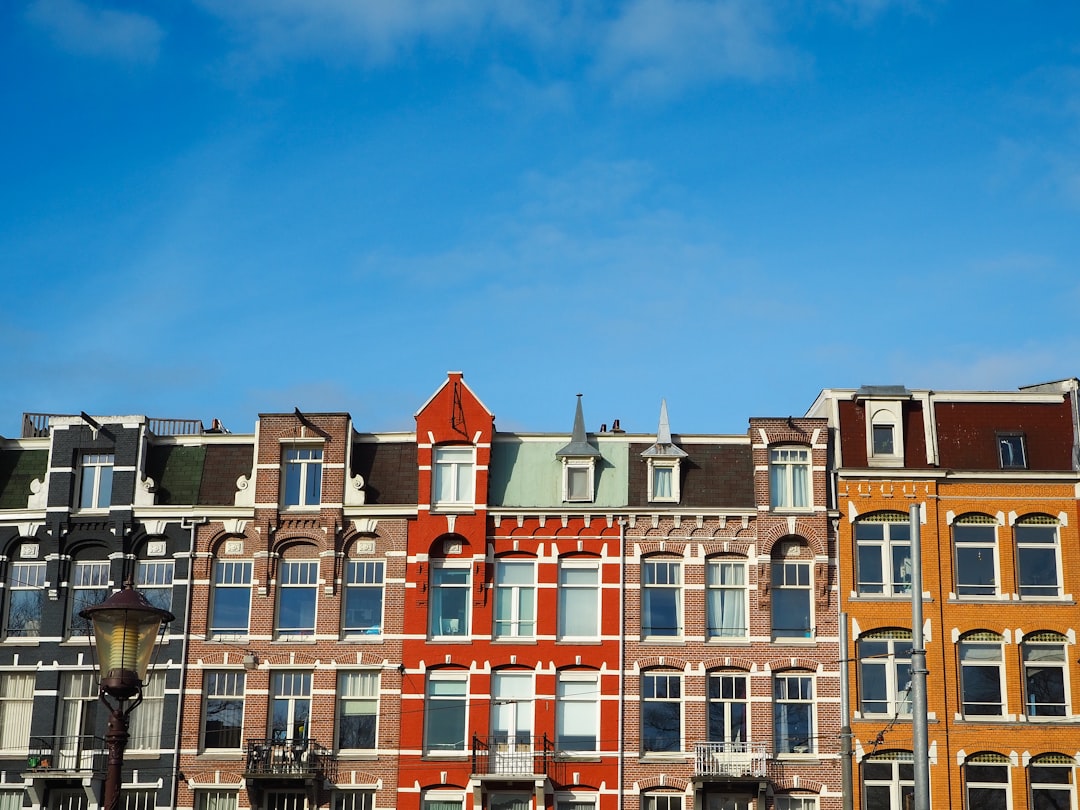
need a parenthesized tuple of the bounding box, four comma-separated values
(556, 394, 601, 458)
(641, 398, 687, 458)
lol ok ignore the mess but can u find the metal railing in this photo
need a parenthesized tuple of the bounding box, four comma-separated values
(472, 734, 556, 777)
(243, 738, 336, 783)
(694, 741, 769, 778)
(26, 735, 105, 774)
(20, 413, 205, 438)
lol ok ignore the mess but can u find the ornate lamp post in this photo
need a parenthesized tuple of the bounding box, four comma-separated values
(80, 582, 174, 810)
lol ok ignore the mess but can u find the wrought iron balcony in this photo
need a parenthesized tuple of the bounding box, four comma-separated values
(694, 741, 769, 779)
(24, 736, 105, 776)
(243, 738, 337, 783)
(472, 734, 556, 778)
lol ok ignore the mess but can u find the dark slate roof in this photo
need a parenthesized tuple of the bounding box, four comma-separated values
(199, 444, 254, 505)
(353, 441, 418, 504)
(146, 445, 206, 506)
(628, 441, 753, 508)
(0, 449, 47, 510)
(556, 395, 601, 458)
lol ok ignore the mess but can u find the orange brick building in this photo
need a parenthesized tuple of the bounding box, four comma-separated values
(809, 380, 1080, 810)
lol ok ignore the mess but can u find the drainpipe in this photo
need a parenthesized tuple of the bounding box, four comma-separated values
(617, 516, 627, 810)
(171, 516, 205, 810)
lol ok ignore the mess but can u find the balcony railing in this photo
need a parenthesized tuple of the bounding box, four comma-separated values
(20, 413, 205, 438)
(472, 734, 556, 777)
(243, 738, 337, 783)
(694, 741, 768, 779)
(25, 736, 105, 775)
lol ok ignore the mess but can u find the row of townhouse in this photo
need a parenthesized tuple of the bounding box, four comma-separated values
(0, 372, 1075, 810)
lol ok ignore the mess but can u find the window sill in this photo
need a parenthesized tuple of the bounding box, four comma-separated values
(272, 637, 318, 644)
(555, 754, 602, 763)
(706, 637, 751, 644)
(2, 637, 41, 645)
(640, 753, 688, 763)
(639, 637, 686, 644)
(422, 753, 469, 761)
(770, 637, 818, 645)
(280, 505, 321, 513)
(556, 639, 604, 645)
(197, 751, 243, 760)
(336, 752, 380, 760)
(340, 636, 385, 644)
(427, 637, 474, 643)
(492, 638, 538, 645)
(430, 506, 476, 515)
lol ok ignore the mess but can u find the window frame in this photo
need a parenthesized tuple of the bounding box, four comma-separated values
(952, 516, 1000, 599)
(771, 554, 813, 641)
(861, 752, 915, 810)
(429, 561, 471, 638)
(209, 560, 253, 639)
(647, 458, 681, 503)
(1029, 755, 1075, 810)
(858, 629, 913, 718)
(6, 561, 46, 637)
(0, 672, 35, 751)
(128, 671, 165, 751)
(854, 512, 912, 597)
(768, 447, 811, 511)
(706, 558, 748, 640)
(77, 452, 115, 510)
(69, 560, 110, 636)
(963, 753, 1011, 810)
(641, 670, 682, 754)
(959, 633, 1006, 718)
(998, 433, 1027, 469)
(432, 446, 475, 508)
(556, 670, 600, 755)
(562, 459, 596, 503)
(558, 559, 600, 640)
(338, 670, 379, 751)
(343, 560, 384, 637)
(773, 673, 814, 756)
(271, 671, 312, 742)
(282, 446, 323, 508)
(334, 791, 375, 810)
(493, 559, 536, 639)
(136, 559, 174, 614)
(424, 670, 468, 754)
(641, 558, 683, 639)
(641, 794, 683, 810)
(276, 559, 319, 638)
(1015, 517, 1062, 600)
(1022, 632, 1068, 718)
(202, 670, 246, 751)
(196, 791, 239, 810)
(708, 670, 748, 745)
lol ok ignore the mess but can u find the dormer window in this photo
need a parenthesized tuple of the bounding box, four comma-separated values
(872, 423, 895, 455)
(856, 386, 910, 467)
(556, 394, 602, 505)
(78, 452, 114, 510)
(564, 460, 595, 502)
(282, 446, 323, 508)
(642, 399, 687, 504)
(433, 446, 475, 507)
(998, 434, 1027, 469)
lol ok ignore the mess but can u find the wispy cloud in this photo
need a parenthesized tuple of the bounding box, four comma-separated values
(25, 0, 163, 62)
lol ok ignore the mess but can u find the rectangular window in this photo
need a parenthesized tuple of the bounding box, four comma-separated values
(642, 795, 682, 810)
(0, 791, 25, 810)
(197, 792, 238, 810)
(769, 448, 810, 510)
(283, 447, 322, 507)
(558, 562, 600, 639)
(272, 672, 312, 742)
(771, 561, 812, 639)
(965, 757, 1009, 809)
(6, 561, 45, 637)
(1023, 635, 1068, 717)
(858, 632, 913, 717)
(642, 672, 682, 753)
(78, 452, 114, 510)
(433, 447, 474, 506)
(128, 672, 165, 750)
(494, 560, 536, 638)
(954, 521, 998, 597)
(774, 674, 814, 755)
(430, 564, 470, 637)
(556, 672, 599, 753)
(872, 424, 895, 455)
(998, 434, 1027, 469)
(1016, 520, 1062, 599)
(343, 561, 384, 635)
(277, 560, 318, 637)
(334, 792, 375, 810)
(491, 671, 534, 773)
(1030, 758, 1075, 810)
(422, 793, 464, 810)
(58, 672, 98, 770)
(137, 560, 174, 614)
(425, 672, 467, 753)
(642, 560, 682, 638)
(706, 560, 747, 639)
(121, 790, 156, 810)
(203, 671, 245, 749)
(708, 672, 748, 743)
(862, 756, 914, 810)
(338, 671, 378, 749)
(855, 517, 912, 596)
(565, 463, 593, 502)
(960, 636, 1005, 717)
(210, 561, 252, 637)
(774, 799, 817, 810)
(69, 560, 110, 635)
(648, 460, 680, 503)
(0, 673, 34, 751)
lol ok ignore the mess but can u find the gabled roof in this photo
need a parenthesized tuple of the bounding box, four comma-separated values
(640, 399, 688, 458)
(555, 394, 601, 458)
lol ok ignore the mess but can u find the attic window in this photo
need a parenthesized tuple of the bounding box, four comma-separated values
(872, 424, 894, 455)
(563, 460, 595, 502)
(998, 434, 1027, 469)
(647, 459, 681, 503)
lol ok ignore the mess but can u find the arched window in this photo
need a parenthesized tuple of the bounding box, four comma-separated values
(771, 539, 813, 640)
(862, 751, 914, 810)
(953, 514, 999, 598)
(1029, 754, 1075, 809)
(963, 752, 1010, 809)
(854, 511, 911, 596)
(1015, 515, 1062, 599)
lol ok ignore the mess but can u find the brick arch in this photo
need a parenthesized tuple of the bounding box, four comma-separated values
(635, 542, 687, 558)
(346, 771, 381, 786)
(700, 543, 752, 559)
(700, 656, 754, 672)
(771, 778, 825, 794)
(765, 657, 822, 673)
(765, 432, 812, 447)
(426, 532, 472, 558)
(272, 535, 323, 557)
(637, 777, 690, 793)
(636, 656, 690, 672)
(759, 524, 823, 556)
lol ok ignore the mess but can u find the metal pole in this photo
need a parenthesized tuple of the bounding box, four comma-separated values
(909, 504, 931, 810)
(102, 699, 130, 810)
(839, 612, 853, 810)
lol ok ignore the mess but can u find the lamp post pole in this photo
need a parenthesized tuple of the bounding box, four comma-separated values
(80, 581, 174, 810)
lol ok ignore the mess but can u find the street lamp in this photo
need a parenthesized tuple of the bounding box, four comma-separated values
(80, 581, 174, 810)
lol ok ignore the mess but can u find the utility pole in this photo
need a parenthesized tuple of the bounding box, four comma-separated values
(910, 503, 931, 810)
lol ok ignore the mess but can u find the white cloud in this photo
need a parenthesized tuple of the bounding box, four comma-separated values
(26, 0, 163, 62)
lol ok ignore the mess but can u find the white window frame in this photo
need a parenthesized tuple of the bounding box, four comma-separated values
(855, 513, 912, 597)
(561, 459, 596, 503)
(862, 753, 914, 810)
(128, 671, 165, 750)
(491, 671, 534, 766)
(69, 560, 110, 636)
(641, 559, 682, 638)
(773, 797, 818, 810)
(642, 794, 683, 810)
(959, 632, 1006, 718)
(706, 559, 748, 640)
(282, 446, 323, 508)
(276, 560, 319, 638)
(334, 791, 374, 810)
(343, 560, 384, 636)
(78, 452, 114, 510)
(0, 790, 27, 810)
(433, 446, 475, 508)
(430, 562, 471, 638)
(708, 671, 749, 744)
(998, 433, 1027, 469)
(858, 630, 913, 718)
(647, 458, 681, 503)
(197, 791, 239, 810)
(0, 672, 34, 751)
(121, 790, 157, 810)
(1022, 632, 1069, 718)
(209, 560, 252, 638)
(866, 401, 905, 466)
(202, 671, 245, 751)
(558, 560, 600, 640)
(136, 559, 174, 614)
(556, 671, 599, 754)
(338, 671, 379, 751)
(953, 516, 999, 598)
(1029, 755, 1075, 810)
(424, 670, 468, 754)
(1015, 516, 1062, 599)
(422, 791, 465, 810)
(270, 671, 312, 741)
(964, 754, 1010, 809)
(555, 794, 598, 810)
(494, 560, 536, 639)
(6, 561, 46, 637)
(771, 554, 813, 640)
(774, 673, 815, 756)
(769, 447, 811, 510)
(641, 671, 682, 754)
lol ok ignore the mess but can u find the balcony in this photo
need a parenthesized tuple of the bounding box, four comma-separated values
(472, 735, 558, 779)
(694, 742, 768, 779)
(243, 738, 337, 784)
(23, 736, 105, 777)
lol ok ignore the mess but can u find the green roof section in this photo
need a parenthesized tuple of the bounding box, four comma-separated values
(147, 445, 206, 505)
(490, 437, 629, 508)
(0, 449, 47, 510)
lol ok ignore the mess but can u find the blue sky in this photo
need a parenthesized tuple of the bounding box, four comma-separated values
(2, 1, 1079, 437)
